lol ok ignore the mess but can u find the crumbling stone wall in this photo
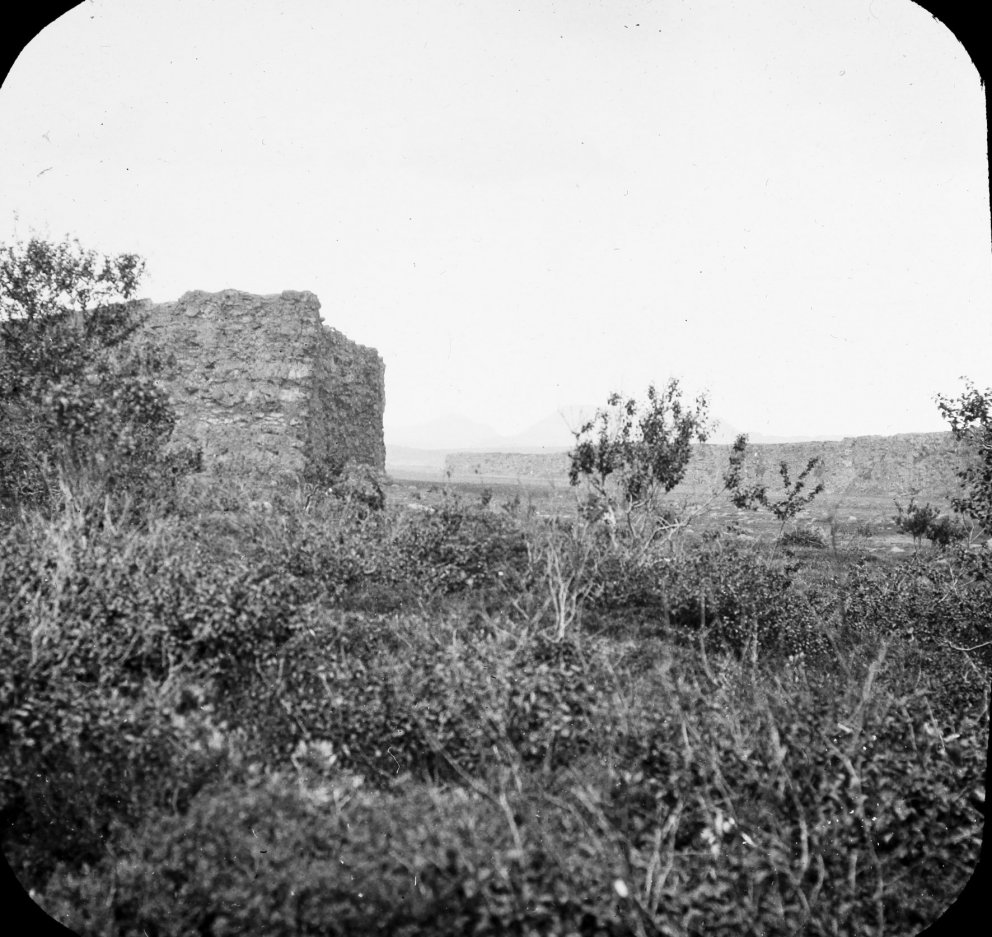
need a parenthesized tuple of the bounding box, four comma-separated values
(675, 433, 973, 501)
(444, 432, 974, 503)
(306, 320, 387, 474)
(135, 290, 385, 475)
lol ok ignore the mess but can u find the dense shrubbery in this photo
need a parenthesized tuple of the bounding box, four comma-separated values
(32, 628, 986, 937)
(0, 507, 309, 882)
(608, 650, 985, 936)
(580, 529, 833, 667)
(0, 237, 201, 518)
(2, 475, 986, 936)
(937, 379, 992, 534)
(391, 491, 531, 598)
(1, 292, 987, 937)
(841, 546, 992, 714)
(40, 774, 646, 937)
(218, 609, 613, 784)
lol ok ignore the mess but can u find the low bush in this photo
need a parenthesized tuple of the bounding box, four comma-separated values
(780, 523, 827, 549)
(392, 492, 530, 598)
(570, 526, 838, 666)
(38, 772, 642, 937)
(277, 508, 398, 605)
(924, 513, 969, 547)
(36, 643, 986, 937)
(224, 616, 614, 783)
(600, 645, 986, 936)
(0, 514, 304, 882)
(216, 487, 532, 609)
(841, 546, 992, 715)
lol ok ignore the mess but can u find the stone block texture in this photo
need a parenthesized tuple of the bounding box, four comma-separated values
(134, 290, 384, 475)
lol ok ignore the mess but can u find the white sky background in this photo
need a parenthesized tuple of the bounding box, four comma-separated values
(0, 0, 988, 441)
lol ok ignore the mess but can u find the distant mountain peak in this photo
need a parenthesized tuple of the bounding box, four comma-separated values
(386, 408, 848, 452)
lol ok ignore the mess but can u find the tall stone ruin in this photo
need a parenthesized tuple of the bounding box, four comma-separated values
(134, 289, 385, 477)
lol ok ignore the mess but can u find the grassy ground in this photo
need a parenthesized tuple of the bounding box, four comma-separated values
(2, 470, 988, 936)
(388, 473, 931, 554)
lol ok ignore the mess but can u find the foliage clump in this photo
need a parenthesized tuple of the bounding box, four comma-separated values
(568, 379, 710, 523)
(0, 236, 201, 516)
(780, 523, 827, 549)
(892, 498, 968, 549)
(937, 379, 992, 534)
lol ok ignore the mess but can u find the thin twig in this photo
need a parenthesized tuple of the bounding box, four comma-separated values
(945, 639, 992, 652)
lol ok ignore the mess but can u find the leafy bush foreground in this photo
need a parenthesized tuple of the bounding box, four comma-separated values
(0, 475, 987, 937)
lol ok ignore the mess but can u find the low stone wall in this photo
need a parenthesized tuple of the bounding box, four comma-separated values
(444, 432, 974, 504)
(135, 289, 385, 476)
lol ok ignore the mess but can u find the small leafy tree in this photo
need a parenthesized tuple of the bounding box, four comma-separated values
(560, 381, 710, 636)
(891, 498, 940, 549)
(892, 499, 967, 550)
(568, 380, 710, 535)
(723, 434, 825, 544)
(936, 379, 992, 536)
(0, 236, 200, 514)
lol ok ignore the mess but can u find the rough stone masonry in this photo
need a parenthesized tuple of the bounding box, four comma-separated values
(134, 290, 385, 476)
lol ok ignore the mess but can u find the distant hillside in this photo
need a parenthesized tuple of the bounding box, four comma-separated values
(443, 432, 974, 503)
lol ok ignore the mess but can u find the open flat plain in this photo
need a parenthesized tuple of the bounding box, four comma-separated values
(385, 472, 965, 558)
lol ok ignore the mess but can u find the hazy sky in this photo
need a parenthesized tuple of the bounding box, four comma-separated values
(1, 0, 988, 440)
